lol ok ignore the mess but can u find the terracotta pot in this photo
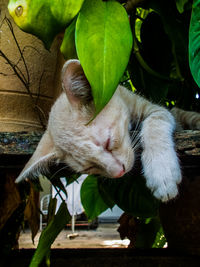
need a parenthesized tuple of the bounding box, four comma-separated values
(160, 167, 200, 255)
(0, 0, 64, 131)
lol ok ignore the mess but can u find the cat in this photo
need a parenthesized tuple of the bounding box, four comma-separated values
(16, 59, 200, 202)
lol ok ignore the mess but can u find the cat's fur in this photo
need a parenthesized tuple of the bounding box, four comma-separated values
(16, 59, 200, 202)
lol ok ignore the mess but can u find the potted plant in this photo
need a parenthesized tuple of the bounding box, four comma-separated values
(0, 0, 64, 132)
(1, 0, 200, 266)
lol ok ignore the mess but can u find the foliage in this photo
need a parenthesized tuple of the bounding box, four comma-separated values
(80, 175, 112, 220)
(135, 218, 166, 248)
(8, 0, 84, 49)
(29, 200, 71, 267)
(5, 0, 200, 263)
(189, 0, 200, 88)
(97, 174, 159, 218)
(80, 174, 162, 248)
(8, 0, 200, 112)
(76, 0, 133, 116)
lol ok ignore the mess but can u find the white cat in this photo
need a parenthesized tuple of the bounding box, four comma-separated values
(16, 59, 200, 202)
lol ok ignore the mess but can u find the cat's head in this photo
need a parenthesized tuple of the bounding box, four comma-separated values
(16, 60, 135, 182)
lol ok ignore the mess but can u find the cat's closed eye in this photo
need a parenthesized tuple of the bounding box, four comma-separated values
(104, 138, 111, 151)
(104, 137, 121, 152)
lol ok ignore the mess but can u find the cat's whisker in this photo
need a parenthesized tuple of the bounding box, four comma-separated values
(49, 165, 71, 180)
(132, 140, 141, 150)
(129, 116, 142, 142)
(134, 115, 142, 131)
(131, 129, 141, 141)
(131, 130, 141, 150)
(132, 145, 141, 157)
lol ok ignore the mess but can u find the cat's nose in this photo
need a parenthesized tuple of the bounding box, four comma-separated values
(114, 164, 125, 178)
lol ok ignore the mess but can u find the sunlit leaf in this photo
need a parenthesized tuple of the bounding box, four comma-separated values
(8, 0, 84, 49)
(135, 217, 166, 248)
(50, 0, 84, 28)
(152, 224, 166, 248)
(76, 0, 133, 116)
(60, 18, 78, 60)
(8, 0, 59, 49)
(29, 201, 70, 267)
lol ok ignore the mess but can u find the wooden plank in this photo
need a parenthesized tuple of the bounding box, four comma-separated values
(0, 130, 200, 156)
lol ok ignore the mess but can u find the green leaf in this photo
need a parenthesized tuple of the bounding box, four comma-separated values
(135, 217, 166, 248)
(60, 17, 78, 60)
(47, 197, 57, 225)
(98, 174, 159, 218)
(8, 0, 84, 49)
(65, 174, 80, 186)
(76, 0, 133, 116)
(175, 0, 189, 13)
(50, 0, 84, 28)
(49, 177, 68, 199)
(29, 201, 71, 267)
(152, 224, 166, 248)
(8, 0, 60, 49)
(189, 0, 200, 88)
(80, 175, 110, 220)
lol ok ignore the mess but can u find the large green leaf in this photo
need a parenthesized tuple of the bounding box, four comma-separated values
(80, 175, 112, 220)
(29, 201, 70, 267)
(76, 0, 133, 116)
(98, 174, 159, 218)
(189, 0, 200, 88)
(81, 174, 159, 220)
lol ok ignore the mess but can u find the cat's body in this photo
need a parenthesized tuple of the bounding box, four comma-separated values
(16, 60, 200, 202)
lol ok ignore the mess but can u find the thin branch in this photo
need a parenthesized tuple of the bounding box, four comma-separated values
(15, 45, 42, 67)
(0, 16, 48, 129)
(0, 50, 28, 88)
(3, 57, 27, 83)
(5, 17, 30, 86)
(0, 72, 15, 76)
(34, 105, 47, 130)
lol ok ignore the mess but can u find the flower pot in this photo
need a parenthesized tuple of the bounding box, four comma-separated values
(0, 0, 64, 131)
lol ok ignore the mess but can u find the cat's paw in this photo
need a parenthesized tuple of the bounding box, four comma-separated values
(142, 152, 182, 202)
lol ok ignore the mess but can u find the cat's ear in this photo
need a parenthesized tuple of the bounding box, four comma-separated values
(61, 59, 92, 105)
(16, 131, 57, 183)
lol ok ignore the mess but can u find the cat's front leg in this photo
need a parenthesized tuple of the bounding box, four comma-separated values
(140, 110, 182, 202)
